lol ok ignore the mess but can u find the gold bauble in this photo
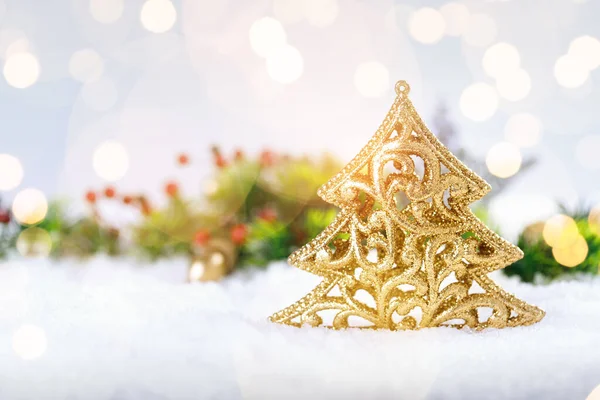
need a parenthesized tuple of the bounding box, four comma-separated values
(188, 238, 236, 282)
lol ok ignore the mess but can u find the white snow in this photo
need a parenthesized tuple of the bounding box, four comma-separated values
(0, 257, 599, 400)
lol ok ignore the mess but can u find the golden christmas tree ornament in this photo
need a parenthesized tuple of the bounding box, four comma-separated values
(270, 81, 545, 330)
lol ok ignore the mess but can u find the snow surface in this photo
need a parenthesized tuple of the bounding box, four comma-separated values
(0, 257, 599, 400)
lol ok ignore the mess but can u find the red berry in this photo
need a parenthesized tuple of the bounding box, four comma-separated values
(0, 210, 10, 224)
(177, 153, 190, 166)
(215, 155, 227, 168)
(140, 199, 152, 216)
(193, 230, 211, 246)
(258, 208, 277, 223)
(234, 149, 244, 161)
(122, 196, 133, 205)
(230, 224, 248, 245)
(165, 182, 179, 197)
(85, 191, 97, 203)
(104, 186, 116, 198)
(260, 150, 275, 167)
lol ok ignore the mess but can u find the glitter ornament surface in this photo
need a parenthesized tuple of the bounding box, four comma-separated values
(270, 81, 545, 330)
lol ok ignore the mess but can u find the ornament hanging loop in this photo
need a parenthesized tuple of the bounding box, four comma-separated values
(395, 80, 410, 96)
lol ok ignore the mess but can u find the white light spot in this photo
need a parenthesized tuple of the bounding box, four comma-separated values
(463, 13, 497, 47)
(141, 0, 177, 33)
(189, 261, 205, 282)
(568, 35, 600, 71)
(249, 17, 287, 58)
(496, 68, 531, 102)
(482, 42, 520, 79)
(439, 2, 470, 36)
(273, 0, 305, 24)
(89, 0, 124, 24)
(554, 54, 589, 88)
(459, 82, 498, 121)
(93, 140, 129, 181)
(354, 61, 390, 98)
(408, 8, 446, 44)
(12, 188, 48, 225)
(486, 142, 522, 178)
(265, 44, 303, 84)
(304, 0, 338, 28)
(588, 384, 600, 400)
(81, 77, 118, 111)
(575, 134, 600, 170)
(68, 49, 104, 83)
(3, 52, 40, 89)
(504, 113, 543, 148)
(12, 324, 47, 360)
(0, 154, 24, 191)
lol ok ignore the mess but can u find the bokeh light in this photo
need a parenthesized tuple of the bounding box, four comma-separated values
(496, 68, 531, 102)
(93, 140, 129, 182)
(354, 61, 390, 98)
(265, 44, 303, 84)
(408, 8, 446, 44)
(12, 188, 48, 225)
(81, 77, 118, 111)
(12, 324, 47, 360)
(504, 113, 543, 148)
(304, 0, 338, 28)
(0, 154, 24, 191)
(575, 135, 600, 170)
(485, 142, 522, 178)
(543, 214, 579, 248)
(459, 82, 498, 121)
(568, 35, 600, 71)
(16, 227, 52, 258)
(68, 49, 104, 83)
(189, 260, 205, 282)
(554, 54, 589, 88)
(249, 17, 287, 58)
(3, 52, 40, 89)
(89, 0, 124, 24)
(462, 13, 497, 47)
(587, 384, 600, 400)
(482, 42, 520, 79)
(140, 0, 177, 33)
(552, 235, 588, 267)
(439, 2, 470, 37)
(273, 0, 305, 25)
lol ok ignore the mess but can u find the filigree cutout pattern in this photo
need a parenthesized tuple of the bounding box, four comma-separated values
(270, 81, 545, 330)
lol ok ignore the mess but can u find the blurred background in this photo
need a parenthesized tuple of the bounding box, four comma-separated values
(0, 0, 599, 281)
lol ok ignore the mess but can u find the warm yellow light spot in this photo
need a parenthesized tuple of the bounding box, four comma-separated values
(408, 8, 446, 44)
(354, 61, 390, 98)
(265, 44, 303, 84)
(459, 82, 498, 121)
(439, 2, 470, 37)
(554, 54, 589, 88)
(3, 52, 40, 89)
(68, 49, 104, 83)
(485, 142, 522, 178)
(589, 205, 600, 235)
(93, 140, 129, 182)
(12, 188, 48, 225)
(89, 0, 124, 24)
(140, 0, 177, 33)
(0, 153, 24, 191)
(496, 68, 531, 102)
(482, 42, 520, 79)
(304, 0, 338, 28)
(463, 13, 497, 47)
(552, 235, 588, 267)
(12, 324, 47, 360)
(249, 17, 287, 58)
(568, 35, 600, 71)
(542, 214, 579, 248)
(575, 135, 600, 171)
(504, 113, 542, 148)
(16, 227, 52, 258)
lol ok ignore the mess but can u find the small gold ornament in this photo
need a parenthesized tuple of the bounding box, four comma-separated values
(188, 238, 236, 282)
(270, 81, 545, 330)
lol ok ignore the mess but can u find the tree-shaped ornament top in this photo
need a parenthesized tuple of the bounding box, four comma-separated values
(270, 81, 545, 330)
